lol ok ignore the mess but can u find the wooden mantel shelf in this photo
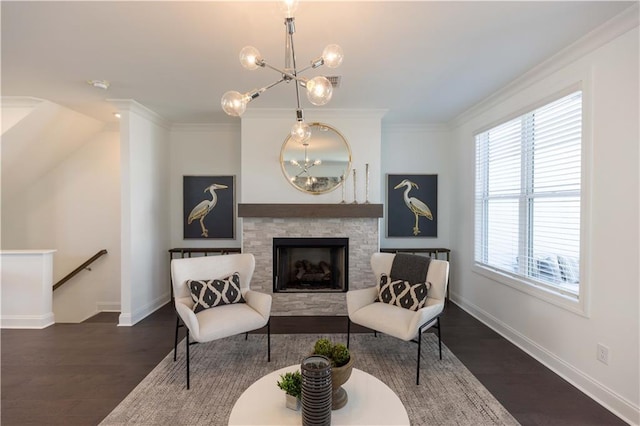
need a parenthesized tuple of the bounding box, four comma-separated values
(238, 203, 383, 218)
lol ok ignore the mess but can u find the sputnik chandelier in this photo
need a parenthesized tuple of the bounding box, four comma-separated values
(220, 0, 343, 144)
(290, 140, 321, 186)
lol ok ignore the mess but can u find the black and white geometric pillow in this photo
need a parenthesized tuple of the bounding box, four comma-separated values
(188, 272, 245, 313)
(376, 273, 430, 311)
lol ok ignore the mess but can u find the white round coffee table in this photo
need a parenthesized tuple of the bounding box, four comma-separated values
(228, 365, 409, 425)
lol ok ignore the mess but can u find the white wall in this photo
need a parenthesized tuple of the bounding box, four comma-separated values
(0, 97, 42, 134)
(381, 124, 451, 249)
(116, 101, 171, 326)
(2, 129, 121, 322)
(240, 109, 385, 204)
(165, 113, 457, 253)
(449, 25, 639, 424)
(1, 99, 105, 203)
(169, 124, 241, 248)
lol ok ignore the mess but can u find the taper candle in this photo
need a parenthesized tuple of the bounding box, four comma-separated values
(352, 169, 358, 204)
(365, 163, 370, 204)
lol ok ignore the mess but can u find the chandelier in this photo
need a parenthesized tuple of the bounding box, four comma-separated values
(290, 140, 321, 186)
(220, 0, 344, 144)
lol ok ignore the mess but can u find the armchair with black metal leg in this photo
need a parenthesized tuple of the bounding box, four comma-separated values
(346, 252, 449, 385)
(169, 247, 242, 362)
(171, 253, 272, 389)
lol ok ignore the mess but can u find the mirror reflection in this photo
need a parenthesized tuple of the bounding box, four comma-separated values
(280, 123, 351, 194)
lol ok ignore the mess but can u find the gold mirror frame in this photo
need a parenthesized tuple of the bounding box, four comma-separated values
(280, 123, 352, 195)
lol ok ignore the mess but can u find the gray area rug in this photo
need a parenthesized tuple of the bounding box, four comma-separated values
(101, 333, 519, 426)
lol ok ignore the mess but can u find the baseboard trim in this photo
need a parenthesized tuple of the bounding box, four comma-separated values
(450, 293, 639, 426)
(118, 292, 170, 327)
(1, 312, 55, 329)
(97, 302, 121, 312)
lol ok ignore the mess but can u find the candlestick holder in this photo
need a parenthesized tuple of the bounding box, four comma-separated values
(351, 169, 358, 204)
(365, 163, 370, 204)
(340, 174, 346, 204)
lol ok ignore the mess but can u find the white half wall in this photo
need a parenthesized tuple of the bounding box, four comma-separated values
(449, 24, 639, 424)
(1, 250, 56, 328)
(115, 100, 171, 326)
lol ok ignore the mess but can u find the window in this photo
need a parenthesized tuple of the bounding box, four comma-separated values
(474, 91, 582, 299)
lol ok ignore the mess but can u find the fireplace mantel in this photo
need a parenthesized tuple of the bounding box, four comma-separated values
(238, 203, 383, 218)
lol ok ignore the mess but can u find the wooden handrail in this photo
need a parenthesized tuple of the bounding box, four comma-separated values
(53, 249, 108, 291)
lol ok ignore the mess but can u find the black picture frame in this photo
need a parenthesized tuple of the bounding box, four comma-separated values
(183, 175, 235, 239)
(386, 174, 437, 238)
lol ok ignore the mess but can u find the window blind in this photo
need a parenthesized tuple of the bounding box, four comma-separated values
(475, 91, 582, 296)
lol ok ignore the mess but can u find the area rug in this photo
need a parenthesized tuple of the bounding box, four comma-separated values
(100, 333, 520, 426)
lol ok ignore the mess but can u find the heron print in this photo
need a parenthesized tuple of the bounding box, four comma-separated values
(390, 176, 437, 237)
(184, 176, 235, 239)
(187, 183, 228, 237)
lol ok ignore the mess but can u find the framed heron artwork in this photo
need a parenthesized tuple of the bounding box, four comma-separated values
(183, 175, 235, 239)
(386, 174, 437, 238)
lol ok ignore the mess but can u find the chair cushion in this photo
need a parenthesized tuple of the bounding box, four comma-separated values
(188, 272, 246, 313)
(195, 303, 268, 342)
(376, 273, 430, 311)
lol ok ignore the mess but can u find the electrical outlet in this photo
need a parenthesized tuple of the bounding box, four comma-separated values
(597, 343, 609, 365)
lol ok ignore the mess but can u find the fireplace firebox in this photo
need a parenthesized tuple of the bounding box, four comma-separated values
(273, 237, 348, 293)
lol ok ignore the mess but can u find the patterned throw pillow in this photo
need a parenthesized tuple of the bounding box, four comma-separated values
(188, 272, 245, 313)
(376, 273, 430, 311)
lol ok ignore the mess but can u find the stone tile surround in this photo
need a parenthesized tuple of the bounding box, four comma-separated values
(242, 217, 380, 315)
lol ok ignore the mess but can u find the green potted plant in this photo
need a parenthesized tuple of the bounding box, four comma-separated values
(277, 370, 302, 410)
(312, 338, 354, 409)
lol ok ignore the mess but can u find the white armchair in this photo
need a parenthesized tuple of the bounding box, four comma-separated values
(346, 252, 449, 385)
(171, 253, 272, 389)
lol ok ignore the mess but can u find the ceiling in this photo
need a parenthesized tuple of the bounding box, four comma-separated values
(1, 1, 635, 126)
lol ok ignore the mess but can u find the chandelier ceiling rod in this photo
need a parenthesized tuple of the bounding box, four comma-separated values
(221, 0, 343, 144)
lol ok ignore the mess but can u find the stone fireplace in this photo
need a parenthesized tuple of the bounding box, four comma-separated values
(239, 204, 382, 316)
(273, 237, 349, 293)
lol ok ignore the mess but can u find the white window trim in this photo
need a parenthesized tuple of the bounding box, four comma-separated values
(472, 79, 592, 318)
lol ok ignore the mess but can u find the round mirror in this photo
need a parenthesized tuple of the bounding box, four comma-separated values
(280, 122, 351, 194)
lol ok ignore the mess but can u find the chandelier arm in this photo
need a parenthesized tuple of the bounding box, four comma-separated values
(244, 78, 286, 103)
(261, 78, 286, 92)
(261, 62, 306, 85)
(295, 64, 314, 74)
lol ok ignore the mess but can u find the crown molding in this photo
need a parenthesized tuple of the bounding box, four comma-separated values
(1, 96, 45, 108)
(242, 108, 388, 121)
(383, 123, 450, 134)
(107, 99, 170, 130)
(450, 3, 639, 129)
(170, 122, 240, 132)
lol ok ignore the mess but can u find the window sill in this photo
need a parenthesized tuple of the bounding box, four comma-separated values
(472, 263, 589, 317)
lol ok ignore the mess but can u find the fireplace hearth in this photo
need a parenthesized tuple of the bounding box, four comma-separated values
(273, 238, 348, 293)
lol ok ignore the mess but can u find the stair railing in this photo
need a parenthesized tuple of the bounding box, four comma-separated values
(53, 249, 108, 291)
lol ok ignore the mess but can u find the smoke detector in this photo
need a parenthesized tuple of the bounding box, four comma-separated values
(87, 80, 110, 90)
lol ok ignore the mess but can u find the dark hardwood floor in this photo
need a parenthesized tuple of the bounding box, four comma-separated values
(1, 302, 625, 425)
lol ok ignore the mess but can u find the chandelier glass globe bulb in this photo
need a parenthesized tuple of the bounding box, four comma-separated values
(279, 0, 299, 18)
(221, 91, 248, 117)
(306, 76, 333, 106)
(290, 121, 311, 144)
(239, 46, 261, 70)
(322, 44, 344, 68)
